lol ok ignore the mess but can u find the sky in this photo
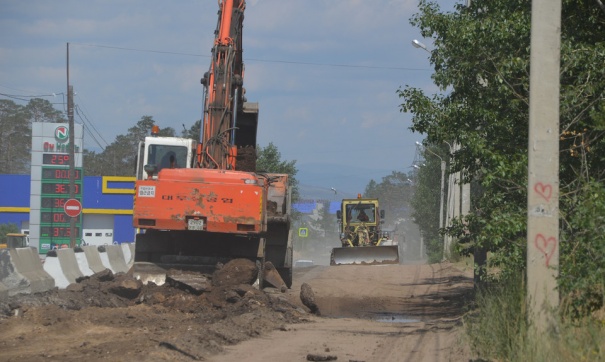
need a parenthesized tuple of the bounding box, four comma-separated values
(0, 0, 456, 196)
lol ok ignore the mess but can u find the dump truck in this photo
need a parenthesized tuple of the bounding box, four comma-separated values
(132, 0, 292, 289)
(330, 196, 399, 265)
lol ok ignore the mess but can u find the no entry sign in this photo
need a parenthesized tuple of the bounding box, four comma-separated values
(64, 198, 82, 217)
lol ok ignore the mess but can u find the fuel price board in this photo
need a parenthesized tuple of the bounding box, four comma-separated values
(40, 165, 83, 246)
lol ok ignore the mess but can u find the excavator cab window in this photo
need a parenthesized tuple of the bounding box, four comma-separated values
(148, 145, 188, 173)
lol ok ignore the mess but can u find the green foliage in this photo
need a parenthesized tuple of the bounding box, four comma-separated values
(400, 0, 605, 312)
(0, 100, 30, 174)
(256, 142, 300, 203)
(424, 237, 443, 263)
(84, 116, 174, 176)
(0, 223, 20, 245)
(364, 171, 415, 225)
(559, 180, 605, 317)
(0, 98, 66, 174)
(181, 120, 201, 139)
(25, 98, 66, 123)
(409, 145, 445, 247)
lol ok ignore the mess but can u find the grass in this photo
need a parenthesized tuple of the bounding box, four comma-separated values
(464, 274, 605, 361)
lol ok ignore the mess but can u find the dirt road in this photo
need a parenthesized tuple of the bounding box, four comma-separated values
(0, 261, 473, 362)
(209, 262, 474, 362)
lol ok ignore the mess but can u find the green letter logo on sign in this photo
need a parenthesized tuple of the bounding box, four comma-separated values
(298, 228, 308, 237)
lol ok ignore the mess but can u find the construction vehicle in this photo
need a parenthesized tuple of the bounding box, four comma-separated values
(331, 196, 399, 265)
(132, 0, 292, 289)
(0, 233, 29, 249)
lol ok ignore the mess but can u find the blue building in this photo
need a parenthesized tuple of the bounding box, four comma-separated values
(1, 174, 340, 249)
(0, 174, 135, 247)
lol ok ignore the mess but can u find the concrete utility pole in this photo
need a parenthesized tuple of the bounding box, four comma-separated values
(67, 43, 77, 248)
(526, 0, 561, 332)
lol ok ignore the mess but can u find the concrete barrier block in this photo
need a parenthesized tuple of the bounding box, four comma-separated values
(75, 248, 94, 276)
(120, 243, 133, 267)
(57, 249, 84, 286)
(106, 245, 129, 274)
(43, 252, 71, 289)
(2, 248, 54, 296)
(0, 249, 27, 296)
(97, 246, 113, 272)
(82, 245, 107, 274)
(129, 242, 135, 264)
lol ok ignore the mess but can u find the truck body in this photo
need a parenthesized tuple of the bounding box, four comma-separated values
(132, 0, 292, 288)
(330, 196, 399, 265)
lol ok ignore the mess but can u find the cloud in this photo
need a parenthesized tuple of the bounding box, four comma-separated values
(0, 0, 445, 186)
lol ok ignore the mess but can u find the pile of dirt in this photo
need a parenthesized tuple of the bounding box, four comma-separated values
(0, 259, 310, 361)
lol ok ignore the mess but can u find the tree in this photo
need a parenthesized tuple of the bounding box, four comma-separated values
(364, 171, 415, 224)
(25, 98, 66, 124)
(182, 120, 201, 139)
(0, 100, 30, 174)
(83, 116, 174, 176)
(399, 0, 605, 313)
(313, 200, 337, 239)
(409, 146, 445, 255)
(256, 142, 300, 202)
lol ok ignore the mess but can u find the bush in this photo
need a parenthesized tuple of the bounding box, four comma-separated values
(425, 237, 443, 263)
(559, 180, 605, 318)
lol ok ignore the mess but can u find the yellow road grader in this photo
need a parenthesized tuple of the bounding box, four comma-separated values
(330, 196, 400, 265)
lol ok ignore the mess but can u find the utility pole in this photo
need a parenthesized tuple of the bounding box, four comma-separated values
(67, 43, 76, 248)
(526, 0, 561, 332)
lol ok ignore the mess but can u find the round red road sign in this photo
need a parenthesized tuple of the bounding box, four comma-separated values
(64, 198, 82, 217)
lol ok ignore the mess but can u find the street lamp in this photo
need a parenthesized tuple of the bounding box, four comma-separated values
(411, 39, 431, 54)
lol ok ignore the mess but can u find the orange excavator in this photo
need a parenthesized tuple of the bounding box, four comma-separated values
(132, 0, 292, 289)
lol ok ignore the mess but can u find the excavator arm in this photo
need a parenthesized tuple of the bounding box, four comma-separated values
(199, 0, 255, 170)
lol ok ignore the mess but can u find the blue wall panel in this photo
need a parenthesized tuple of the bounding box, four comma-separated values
(0, 175, 30, 206)
(82, 177, 134, 210)
(114, 215, 134, 243)
(0, 214, 29, 229)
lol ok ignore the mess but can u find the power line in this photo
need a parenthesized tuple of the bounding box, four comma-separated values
(75, 106, 107, 151)
(0, 93, 31, 102)
(71, 42, 206, 58)
(74, 99, 109, 147)
(70, 42, 430, 72)
(0, 92, 57, 99)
